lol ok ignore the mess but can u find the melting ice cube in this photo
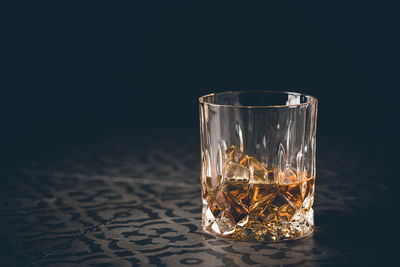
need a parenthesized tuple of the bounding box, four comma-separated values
(279, 167, 297, 184)
(224, 145, 249, 168)
(223, 145, 251, 181)
(249, 157, 268, 183)
(223, 162, 249, 181)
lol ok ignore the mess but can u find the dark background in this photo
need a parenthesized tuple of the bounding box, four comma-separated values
(2, 2, 399, 175)
(0, 3, 399, 265)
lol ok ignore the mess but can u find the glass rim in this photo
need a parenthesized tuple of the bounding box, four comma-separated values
(199, 90, 318, 108)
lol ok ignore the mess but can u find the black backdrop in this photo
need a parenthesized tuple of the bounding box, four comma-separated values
(2, 2, 399, 174)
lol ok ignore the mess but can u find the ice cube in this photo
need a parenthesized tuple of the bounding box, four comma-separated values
(236, 153, 249, 168)
(279, 167, 297, 184)
(223, 162, 249, 181)
(224, 145, 238, 163)
(224, 145, 249, 168)
(249, 157, 268, 183)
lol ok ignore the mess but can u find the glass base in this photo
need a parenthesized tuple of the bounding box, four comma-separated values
(202, 207, 314, 243)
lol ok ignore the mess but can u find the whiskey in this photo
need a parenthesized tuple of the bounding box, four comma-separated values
(202, 146, 315, 242)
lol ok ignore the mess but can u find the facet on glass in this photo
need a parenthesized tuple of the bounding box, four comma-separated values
(199, 91, 318, 242)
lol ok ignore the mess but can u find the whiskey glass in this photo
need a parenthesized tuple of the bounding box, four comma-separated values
(199, 91, 318, 242)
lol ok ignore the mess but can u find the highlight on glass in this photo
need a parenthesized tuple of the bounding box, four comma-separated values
(199, 91, 318, 242)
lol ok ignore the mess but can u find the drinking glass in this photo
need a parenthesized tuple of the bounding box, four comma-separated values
(199, 91, 318, 242)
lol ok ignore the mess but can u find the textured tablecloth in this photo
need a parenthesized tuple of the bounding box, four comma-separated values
(0, 129, 395, 266)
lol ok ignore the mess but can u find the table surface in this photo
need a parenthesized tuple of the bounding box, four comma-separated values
(0, 129, 395, 266)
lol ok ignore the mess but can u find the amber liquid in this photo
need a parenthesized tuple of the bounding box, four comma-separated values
(202, 175, 315, 242)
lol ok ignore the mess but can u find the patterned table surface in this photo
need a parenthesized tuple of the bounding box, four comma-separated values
(0, 129, 395, 266)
